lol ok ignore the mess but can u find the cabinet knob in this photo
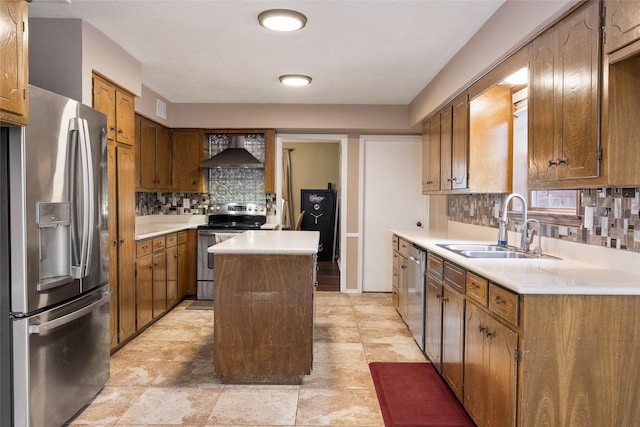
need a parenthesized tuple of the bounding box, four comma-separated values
(547, 159, 558, 167)
(425, 180, 433, 185)
(112, 240, 118, 246)
(494, 296, 506, 305)
(119, 239, 125, 244)
(416, 221, 422, 227)
(118, 129, 123, 134)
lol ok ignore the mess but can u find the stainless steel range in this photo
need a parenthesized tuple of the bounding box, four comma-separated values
(196, 202, 267, 300)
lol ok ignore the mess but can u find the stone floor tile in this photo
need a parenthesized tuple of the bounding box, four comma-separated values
(206, 388, 298, 426)
(295, 389, 384, 426)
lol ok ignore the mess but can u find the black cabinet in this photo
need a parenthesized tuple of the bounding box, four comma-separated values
(300, 189, 335, 261)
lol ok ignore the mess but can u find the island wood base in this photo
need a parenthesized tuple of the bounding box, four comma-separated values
(213, 253, 315, 384)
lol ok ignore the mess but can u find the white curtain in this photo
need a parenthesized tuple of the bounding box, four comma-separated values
(281, 149, 294, 229)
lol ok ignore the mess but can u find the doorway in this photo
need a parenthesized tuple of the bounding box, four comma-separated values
(277, 134, 347, 292)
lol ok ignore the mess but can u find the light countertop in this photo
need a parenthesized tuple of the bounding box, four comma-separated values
(135, 214, 278, 240)
(208, 230, 320, 255)
(391, 227, 640, 296)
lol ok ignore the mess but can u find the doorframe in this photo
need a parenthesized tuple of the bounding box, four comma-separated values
(276, 133, 348, 292)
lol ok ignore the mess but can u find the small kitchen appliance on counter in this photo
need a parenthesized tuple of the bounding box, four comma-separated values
(196, 202, 267, 300)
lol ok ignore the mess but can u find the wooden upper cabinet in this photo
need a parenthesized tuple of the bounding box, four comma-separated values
(93, 74, 135, 146)
(439, 93, 469, 192)
(115, 91, 135, 145)
(93, 76, 117, 140)
(263, 129, 276, 194)
(529, 1, 601, 186)
(422, 115, 441, 193)
(171, 129, 204, 192)
(604, 0, 640, 54)
(0, 0, 28, 125)
(136, 115, 172, 191)
(450, 94, 469, 190)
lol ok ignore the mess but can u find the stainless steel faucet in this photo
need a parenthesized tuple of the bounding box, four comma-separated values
(522, 218, 543, 256)
(497, 193, 527, 248)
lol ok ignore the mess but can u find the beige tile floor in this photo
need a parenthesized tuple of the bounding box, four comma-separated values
(67, 291, 427, 426)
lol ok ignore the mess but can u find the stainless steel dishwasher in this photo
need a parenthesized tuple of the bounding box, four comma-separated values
(406, 244, 426, 351)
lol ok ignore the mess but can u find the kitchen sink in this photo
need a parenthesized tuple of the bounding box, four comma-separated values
(437, 243, 559, 260)
(440, 244, 511, 252)
(457, 250, 533, 259)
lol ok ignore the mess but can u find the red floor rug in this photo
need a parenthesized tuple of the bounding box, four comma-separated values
(369, 362, 474, 427)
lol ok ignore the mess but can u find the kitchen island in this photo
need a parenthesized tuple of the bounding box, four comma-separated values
(208, 230, 320, 384)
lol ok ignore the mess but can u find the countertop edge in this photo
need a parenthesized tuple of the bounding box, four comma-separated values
(391, 228, 640, 296)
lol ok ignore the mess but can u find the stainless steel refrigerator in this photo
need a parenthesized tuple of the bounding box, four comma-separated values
(0, 85, 111, 427)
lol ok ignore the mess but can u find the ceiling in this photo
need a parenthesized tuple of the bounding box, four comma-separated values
(28, 0, 506, 106)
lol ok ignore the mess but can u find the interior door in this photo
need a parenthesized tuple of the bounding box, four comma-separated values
(361, 136, 425, 292)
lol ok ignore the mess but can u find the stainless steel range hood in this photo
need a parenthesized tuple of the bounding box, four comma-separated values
(200, 135, 263, 169)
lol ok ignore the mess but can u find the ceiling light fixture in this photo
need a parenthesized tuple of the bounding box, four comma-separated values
(279, 74, 312, 87)
(258, 9, 307, 32)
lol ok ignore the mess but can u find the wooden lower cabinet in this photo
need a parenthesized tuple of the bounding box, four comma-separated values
(166, 243, 179, 308)
(424, 276, 443, 369)
(441, 286, 465, 401)
(464, 302, 518, 427)
(135, 252, 154, 330)
(152, 251, 167, 318)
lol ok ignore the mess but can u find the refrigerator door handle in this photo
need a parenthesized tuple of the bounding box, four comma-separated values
(28, 291, 111, 334)
(68, 118, 95, 279)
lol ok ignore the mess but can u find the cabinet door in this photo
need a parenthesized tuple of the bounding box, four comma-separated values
(93, 76, 117, 141)
(115, 90, 135, 146)
(555, 1, 600, 181)
(486, 316, 518, 427)
(172, 130, 203, 192)
(155, 126, 172, 190)
(107, 145, 119, 349)
(604, 0, 640, 54)
(464, 303, 486, 425)
(0, 0, 28, 125)
(529, 1, 601, 184)
(422, 116, 441, 193)
(136, 255, 153, 330)
(442, 287, 465, 401)
(177, 242, 188, 299)
(425, 277, 443, 370)
(451, 94, 469, 190)
(263, 129, 276, 194)
(529, 28, 558, 183)
(166, 245, 178, 307)
(440, 106, 453, 190)
(117, 146, 136, 342)
(152, 252, 167, 318)
(138, 117, 157, 189)
(398, 255, 408, 318)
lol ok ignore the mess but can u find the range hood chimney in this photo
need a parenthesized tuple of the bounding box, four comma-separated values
(200, 135, 263, 169)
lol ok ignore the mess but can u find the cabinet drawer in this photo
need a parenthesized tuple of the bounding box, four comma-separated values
(136, 240, 152, 258)
(399, 239, 409, 257)
(152, 236, 165, 253)
(165, 233, 177, 247)
(427, 253, 444, 281)
(392, 235, 399, 251)
(178, 231, 188, 244)
(444, 262, 465, 293)
(466, 272, 488, 306)
(489, 283, 519, 326)
(393, 251, 400, 271)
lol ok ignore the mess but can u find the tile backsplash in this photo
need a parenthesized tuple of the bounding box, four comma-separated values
(448, 187, 640, 253)
(136, 133, 270, 215)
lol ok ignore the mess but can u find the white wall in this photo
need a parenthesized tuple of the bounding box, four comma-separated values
(409, 0, 578, 125)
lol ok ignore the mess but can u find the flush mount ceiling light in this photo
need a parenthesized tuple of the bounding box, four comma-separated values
(258, 9, 307, 32)
(279, 74, 312, 87)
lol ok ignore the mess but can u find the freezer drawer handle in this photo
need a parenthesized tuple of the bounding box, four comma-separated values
(37, 275, 74, 292)
(28, 292, 111, 335)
